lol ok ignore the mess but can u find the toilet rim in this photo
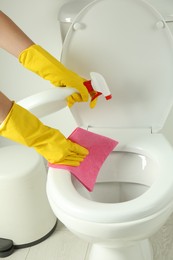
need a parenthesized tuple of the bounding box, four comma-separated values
(47, 133, 173, 223)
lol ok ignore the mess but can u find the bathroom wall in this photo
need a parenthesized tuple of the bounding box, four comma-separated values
(145, 0, 173, 145)
(0, 0, 173, 144)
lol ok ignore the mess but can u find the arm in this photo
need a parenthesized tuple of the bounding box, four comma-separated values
(0, 11, 33, 122)
(0, 11, 94, 107)
(0, 92, 12, 123)
(0, 11, 34, 58)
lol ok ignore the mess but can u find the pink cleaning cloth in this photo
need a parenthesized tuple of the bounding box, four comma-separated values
(48, 127, 118, 191)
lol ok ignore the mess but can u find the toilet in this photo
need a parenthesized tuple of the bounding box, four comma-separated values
(18, 0, 173, 259)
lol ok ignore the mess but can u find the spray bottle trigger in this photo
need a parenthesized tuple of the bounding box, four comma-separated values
(83, 80, 102, 101)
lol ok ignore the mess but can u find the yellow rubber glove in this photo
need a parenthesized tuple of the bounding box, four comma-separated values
(0, 103, 89, 165)
(67, 91, 98, 109)
(19, 44, 97, 108)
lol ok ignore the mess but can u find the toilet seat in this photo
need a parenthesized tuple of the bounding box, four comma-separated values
(47, 134, 173, 223)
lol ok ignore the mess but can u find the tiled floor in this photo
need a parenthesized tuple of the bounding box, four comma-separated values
(5, 213, 173, 260)
(5, 221, 89, 260)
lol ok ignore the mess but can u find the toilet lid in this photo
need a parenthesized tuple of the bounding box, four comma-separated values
(61, 0, 173, 132)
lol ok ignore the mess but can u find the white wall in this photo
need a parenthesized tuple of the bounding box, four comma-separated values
(0, 0, 173, 144)
(146, 0, 173, 145)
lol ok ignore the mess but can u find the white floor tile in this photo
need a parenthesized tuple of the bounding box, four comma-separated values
(4, 247, 29, 260)
(25, 221, 88, 260)
(5, 215, 173, 260)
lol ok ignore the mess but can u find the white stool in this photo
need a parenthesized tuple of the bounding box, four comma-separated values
(0, 145, 57, 257)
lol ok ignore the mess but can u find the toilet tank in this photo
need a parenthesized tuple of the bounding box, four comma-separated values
(58, 0, 93, 41)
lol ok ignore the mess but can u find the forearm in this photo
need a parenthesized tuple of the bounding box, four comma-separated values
(0, 11, 34, 58)
(0, 92, 13, 123)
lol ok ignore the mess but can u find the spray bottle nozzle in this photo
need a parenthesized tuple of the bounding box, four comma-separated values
(83, 72, 112, 101)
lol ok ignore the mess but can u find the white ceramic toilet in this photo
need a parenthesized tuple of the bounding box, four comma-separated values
(18, 0, 173, 259)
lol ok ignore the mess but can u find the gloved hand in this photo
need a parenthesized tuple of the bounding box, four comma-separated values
(19, 44, 97, 108)
(0, 103, 89, 165)
(67, 90, 98, 109)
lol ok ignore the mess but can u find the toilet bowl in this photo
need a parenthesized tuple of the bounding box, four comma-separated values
(18, 0, 173, 259)
(46, 132, 173, 260)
